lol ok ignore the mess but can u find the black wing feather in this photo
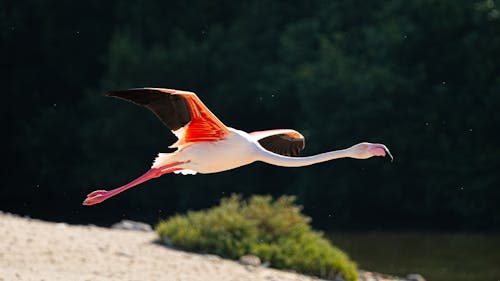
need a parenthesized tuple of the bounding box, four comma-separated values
(105, 89, 191, 131)
(258, 134, 305, 157)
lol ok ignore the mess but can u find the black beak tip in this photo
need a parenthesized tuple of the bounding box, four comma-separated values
(385, 148, 394, 162)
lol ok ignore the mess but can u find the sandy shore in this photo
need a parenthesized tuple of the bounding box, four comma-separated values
(0, 212, 406, 281)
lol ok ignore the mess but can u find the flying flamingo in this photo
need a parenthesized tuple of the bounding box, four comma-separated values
(83, 88, 393, 206)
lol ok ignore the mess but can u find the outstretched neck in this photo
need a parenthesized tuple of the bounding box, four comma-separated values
(257, 148, 351, 167)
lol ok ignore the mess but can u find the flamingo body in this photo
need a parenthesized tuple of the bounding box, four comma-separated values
(155, 128, 260, 174)
(83, 88, 392, 206)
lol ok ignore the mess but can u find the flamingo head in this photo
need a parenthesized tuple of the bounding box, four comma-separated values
(348, 142, 393, 161)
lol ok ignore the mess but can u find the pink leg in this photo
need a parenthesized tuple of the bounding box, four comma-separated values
(83, 162, 185, 206)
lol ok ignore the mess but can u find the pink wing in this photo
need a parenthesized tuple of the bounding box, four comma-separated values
(105, 88, 232, 147)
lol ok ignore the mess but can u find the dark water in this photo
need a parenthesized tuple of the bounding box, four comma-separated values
(329, 232, 500, 281)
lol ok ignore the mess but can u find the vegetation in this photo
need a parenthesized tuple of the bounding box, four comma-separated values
(156, 194, 358, 281)
(2, 1, 499, 230)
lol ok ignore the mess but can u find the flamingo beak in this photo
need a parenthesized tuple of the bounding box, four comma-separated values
(368, 144, 394, 162)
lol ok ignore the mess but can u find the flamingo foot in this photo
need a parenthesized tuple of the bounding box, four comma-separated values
(83, 190, 110, 206)
(86, 190, 108, 198)
(82, 162, 187, 206)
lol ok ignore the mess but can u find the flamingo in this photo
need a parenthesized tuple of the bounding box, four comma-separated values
(83, 88, 393, 206)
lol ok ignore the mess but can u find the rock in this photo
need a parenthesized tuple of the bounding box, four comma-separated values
(115, 251, 133, 258)
(55, 222, 68, 229)
(358, 270, 408, 281)
(204, 254, 222, 262)
(406, 274, 426, 281)
(111, 220, 153, 232)
(161, 236, 172, 246)
(239, 255, 261, 266)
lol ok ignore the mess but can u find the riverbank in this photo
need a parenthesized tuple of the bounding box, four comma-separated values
(331, 231, 499, 281)
(0, 211, 412, 281)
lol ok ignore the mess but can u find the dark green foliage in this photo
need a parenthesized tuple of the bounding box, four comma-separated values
(156, 195, 358, 281)
(2, 0, 499, 230)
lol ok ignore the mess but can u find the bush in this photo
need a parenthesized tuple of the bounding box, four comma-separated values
(156, 194, 358, 281)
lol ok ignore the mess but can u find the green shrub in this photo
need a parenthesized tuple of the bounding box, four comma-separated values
(156, 194, 358, 281)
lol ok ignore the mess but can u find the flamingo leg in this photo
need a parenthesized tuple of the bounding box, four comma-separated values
(82, 161, 186, 206)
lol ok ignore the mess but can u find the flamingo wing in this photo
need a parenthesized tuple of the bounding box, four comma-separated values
(250, 129, 305, 157)
(105, 88, 231, 147)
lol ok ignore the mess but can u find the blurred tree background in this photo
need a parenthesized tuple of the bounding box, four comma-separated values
(2, 0, 499, 231)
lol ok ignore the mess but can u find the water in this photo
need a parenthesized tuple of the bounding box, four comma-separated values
(329, 232, 500, 281)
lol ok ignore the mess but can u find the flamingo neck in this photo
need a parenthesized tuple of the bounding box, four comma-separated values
(257, 147, 351, 167)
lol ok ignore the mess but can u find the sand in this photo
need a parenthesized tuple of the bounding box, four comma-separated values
(0, 212, 406, 281)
